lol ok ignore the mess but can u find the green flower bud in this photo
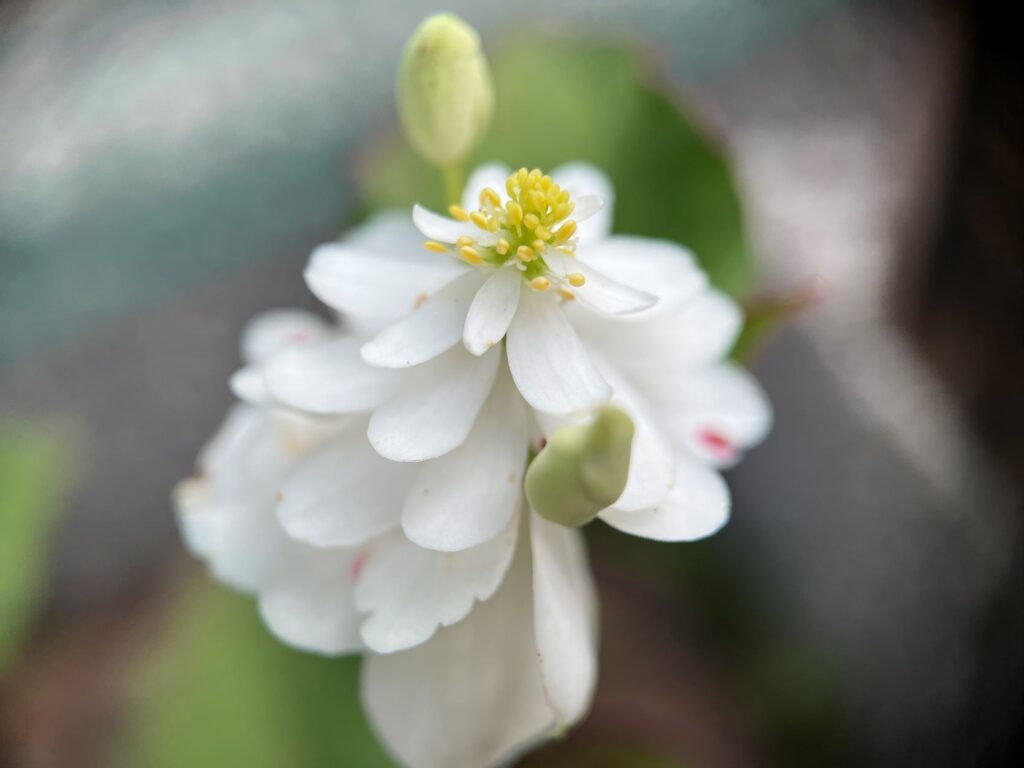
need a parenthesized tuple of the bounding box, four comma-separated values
(397, 14, 494, 169)
(525, 406, 635, 528)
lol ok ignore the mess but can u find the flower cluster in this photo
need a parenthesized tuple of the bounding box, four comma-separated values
(176, 162, 770, 767)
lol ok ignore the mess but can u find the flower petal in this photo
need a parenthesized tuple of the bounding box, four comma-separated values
(402, 365, 527, 551)
(240, 309, 331, 364)
(463, 266, 521, 355)
(648, 362, 772, 467)
(412, 204, 477, 244)
(368, 345, 501, 461)
(355, 514, 519, 653)
(263, 337, 399, 414)
(277, 427, 415, 547)
(600, 456, 730, 541)
(362, 536, 554, 768)
(529, 513, 598, 727)
(305, 232, 465, 323)
(506, 289, 611, 415)
(258, 543, 366, 655)
(546, 250, 656, 316)
(551, 163, 614, 243)
(229, 364, 270, 405)
(462, 162, 512, 212)
(579, 235, 707, 313)
(361, 271, 486, 368)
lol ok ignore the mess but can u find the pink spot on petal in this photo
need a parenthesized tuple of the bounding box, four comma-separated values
(349, 552, 369, 584)
(289, 330, 312, 343)
(697, 427, 738, 462)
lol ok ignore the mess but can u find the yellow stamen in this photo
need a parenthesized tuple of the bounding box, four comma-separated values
(459, 245, 482, 264)
(556, 245, 575, 256)
(448, 204, 469, 222)
(523, 213, 540, 230)
(516, 245, 534, 262)
(480, 187, 501, 207)
(535, 226, 552, 241)
(568, 272, 586, 287)
(486, 216, 499, 233)
(555, 220, 577, 241)
(531, 239, 546, 253)
(558, 288, 576, 301)
(507, 201, 523, 226)
(456, 235, 474, 248)
(469, 211, 491, 231)
(530, 276, 551, 291)
(424, 241, 449, 253)
(496, 238, 510, 255)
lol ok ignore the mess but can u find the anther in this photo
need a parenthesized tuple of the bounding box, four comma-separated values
(424, 241, 449, 253)
(558, 288, 576, 301)
(480, 187, 501, 207)
(469, 211, 491, 231)
(516, 245, 535, 262)
(530, 276, 551, 291)
(448, 204, 470, 222)
(523, 213, 540, 229)
(459, 245, 482, 264)
(535, 226, 552, 241)
(507, 201, 524, 226)
(555, 220, 577, 241)
(568, 272, 586, 287)
(456, 235, 474, 247)
(496, 238, 510, 255)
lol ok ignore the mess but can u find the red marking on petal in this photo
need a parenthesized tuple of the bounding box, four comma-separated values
(697, 427, 738, 462)
(289, 330, 312, 343)
(349, 552, 369, 584)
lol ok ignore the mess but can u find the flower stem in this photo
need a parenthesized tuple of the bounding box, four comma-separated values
(442, 164, 464, 207)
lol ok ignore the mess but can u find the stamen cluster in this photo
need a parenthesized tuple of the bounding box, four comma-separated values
(424, 168, 587, 300)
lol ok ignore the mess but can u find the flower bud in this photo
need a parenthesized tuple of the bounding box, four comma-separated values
(525, 407, 634, 528)
(397, 14, 494, 168)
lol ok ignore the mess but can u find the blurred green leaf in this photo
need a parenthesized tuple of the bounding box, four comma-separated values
(110, 580, 394, 768)
(361, 40, 751, 297)
(0, 425, 65, 672)
(731, 284, 820, 363)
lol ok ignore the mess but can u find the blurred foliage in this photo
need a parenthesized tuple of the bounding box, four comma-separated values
(0, 425, 65, 673)
(732, 285, 820, 363)
(522, 741, 687, 767)
(361, 40, 751, 298)
(109, 579, 395, 768)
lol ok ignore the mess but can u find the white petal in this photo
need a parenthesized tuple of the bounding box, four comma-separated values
(305, 239, 465, 324)
(463, 267, 521, 355)
(368, 345, 500, 461)
(263, 337, 399, 414)
(643, 361, 772, 468)
(551, 163, 614, 243)
(412, 204, 477, 244)
(599, 364, 676, 512)
(546, 250, 656, 316)
(402, 365, 527, 551)
(506, 289, 611, 415)
(361, 271, 485, 368)
(573, 290, 742, 383)
(579, 236, 707, 314)
(462, 163, 512, 212)
(344, 209, 432, 254)
(229, 364, 270, 405)
(529, 513, 599, 727)
(258, 543, 366, 655)
(240, 309, 331, 364)
(362, 536, 554, 768)
(277, 428, 415, 547)
(355, 515, 519, 653)
(600, 457, 730, 541)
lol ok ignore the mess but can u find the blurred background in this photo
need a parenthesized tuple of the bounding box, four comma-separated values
(2, 1, 1022, 766)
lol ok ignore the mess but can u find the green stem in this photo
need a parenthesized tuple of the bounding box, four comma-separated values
(441, 164, 464, 207)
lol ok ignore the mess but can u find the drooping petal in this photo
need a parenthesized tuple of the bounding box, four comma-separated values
(649, 362, 773, 467)
(229, 364, 270, 405)
(462, 162, 512, 212)
(355, 514, 519, 653)
(600, 456, 730, 541)
(402, 365, 527, 551)
(463, 266, 521, 355)
(258, 543, 366, 655)
(529, 513, 599, 728)
(551, 163, 614, 243)
(305, 235, 465, 324)
(546, 250, 656, 316)
(276, 427, 415, 547)
(506, 289, 611, 415)
(362, 536, 555, 768)
(262, 337, 399, 414)
(368, 345, 501, 461)
(361, 271, 486, 368)
(240, 309, 331, 364)
(579, 235, 707, 313)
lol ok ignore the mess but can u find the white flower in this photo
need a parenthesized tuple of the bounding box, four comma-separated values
(301, 164, 771, 542)
(176, 308, 599, 768)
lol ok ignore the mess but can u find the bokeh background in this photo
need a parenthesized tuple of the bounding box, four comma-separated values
(2, 1, 1022, 766)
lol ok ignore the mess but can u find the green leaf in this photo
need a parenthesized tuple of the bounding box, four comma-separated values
(0, 425, 66, 673)
(361, 40, 751, 296)
(109, 580, 395, 768)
